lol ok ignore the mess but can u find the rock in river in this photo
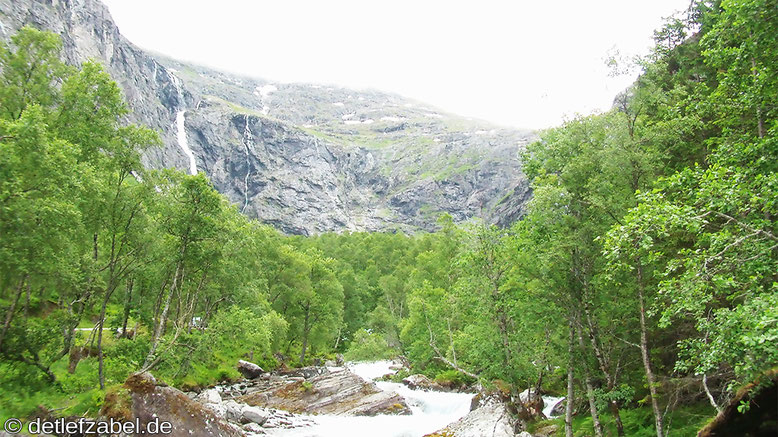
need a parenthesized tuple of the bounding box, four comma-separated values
(239, 367, 411, 416)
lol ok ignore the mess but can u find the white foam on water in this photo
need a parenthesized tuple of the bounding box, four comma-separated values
(542, 396, 565, 418)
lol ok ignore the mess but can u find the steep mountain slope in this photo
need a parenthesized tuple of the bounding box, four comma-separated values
(1, 0, 534, 234)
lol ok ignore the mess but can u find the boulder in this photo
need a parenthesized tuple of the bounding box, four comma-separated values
(237, 360, 265, 379)
(240, 405, 268, 425)
(428, 396, 518, 437)
(222, 400, 243, 422)
(239, 368, 411, 416)
(197, 388, 222, 404)
(123, 372, 243, 437)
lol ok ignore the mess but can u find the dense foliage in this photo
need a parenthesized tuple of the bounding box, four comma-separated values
(1, 0, 776, 434)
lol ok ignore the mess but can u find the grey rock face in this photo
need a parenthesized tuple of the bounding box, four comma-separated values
(1, 0, 536, 234)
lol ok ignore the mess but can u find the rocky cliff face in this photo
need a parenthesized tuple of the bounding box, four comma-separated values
(1, 0, 535, 234)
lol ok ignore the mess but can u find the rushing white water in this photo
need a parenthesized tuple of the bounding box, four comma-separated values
(542, 395, 565, 418)
(175, 110, 197, 175)
(166, 70, 197, 175)
(267, 361, 474, 437)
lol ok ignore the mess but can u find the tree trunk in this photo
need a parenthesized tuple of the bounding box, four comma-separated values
(577, 327, 603, 437)
(0, 275, 27, 351)
(144, 261, 182, 368)
(121, 279, 133, 337)
(565, 318, 575, 437)
(582, 308, 625, 436)
(637, 264, 664, 437)
(97, 280, 119, 390)
(299, 305, 310, 365)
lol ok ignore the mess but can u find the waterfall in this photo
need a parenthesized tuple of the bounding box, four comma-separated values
(167, 70, 197, 175)
(241, 115, 253, 213)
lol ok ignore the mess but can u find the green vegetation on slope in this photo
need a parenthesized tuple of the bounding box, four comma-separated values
(1, 1, 777, 434)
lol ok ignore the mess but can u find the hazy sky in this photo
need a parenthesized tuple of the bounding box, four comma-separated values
(102, 0, 692, 129)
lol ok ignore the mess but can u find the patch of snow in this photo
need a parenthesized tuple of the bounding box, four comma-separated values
(475, 130, 488, 135)
(253, 91, 260, 96)
(0, 19, 7, 36)
(433, 138, 442, 143)
(404, 103, 414, 107)
(262, 106, 270, 115)
(344, 120, 361, 125)
(425, 113, 443, 119)
(358, 96, 365, 101)
(342, 113, 356, 120)
(256, 84, 277, 98)
(333, 102, 345, 107)
(303, 124, 314, 128)
(381, 116, 402, 122)
(362, 119, 374, 125)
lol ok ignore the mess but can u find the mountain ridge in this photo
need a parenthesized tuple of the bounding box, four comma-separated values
(0, 0, 534, 234)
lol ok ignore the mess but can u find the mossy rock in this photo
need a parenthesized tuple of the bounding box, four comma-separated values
(100, 386, 132, 421)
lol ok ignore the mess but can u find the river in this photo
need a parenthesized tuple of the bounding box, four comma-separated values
(266, 360, 474, 437)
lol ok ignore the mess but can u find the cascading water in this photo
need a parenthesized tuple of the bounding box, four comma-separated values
(267, 361, 474, 437)
(241, 115, 253, 213)
(166, 70, 197, 175)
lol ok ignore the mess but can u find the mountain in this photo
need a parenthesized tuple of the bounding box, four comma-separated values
(0, 0, 535, 234)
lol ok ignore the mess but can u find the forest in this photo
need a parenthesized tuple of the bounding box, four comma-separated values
(0, 0, 776, 435)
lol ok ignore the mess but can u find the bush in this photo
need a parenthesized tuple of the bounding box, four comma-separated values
(343, 329, 397, 361)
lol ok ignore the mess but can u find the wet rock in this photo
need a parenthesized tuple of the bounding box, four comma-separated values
(239, 368, 411, 416)
(238, 360, 265, 379)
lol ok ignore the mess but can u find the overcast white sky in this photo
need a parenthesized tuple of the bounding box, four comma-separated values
(102, 0, 691, 129)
